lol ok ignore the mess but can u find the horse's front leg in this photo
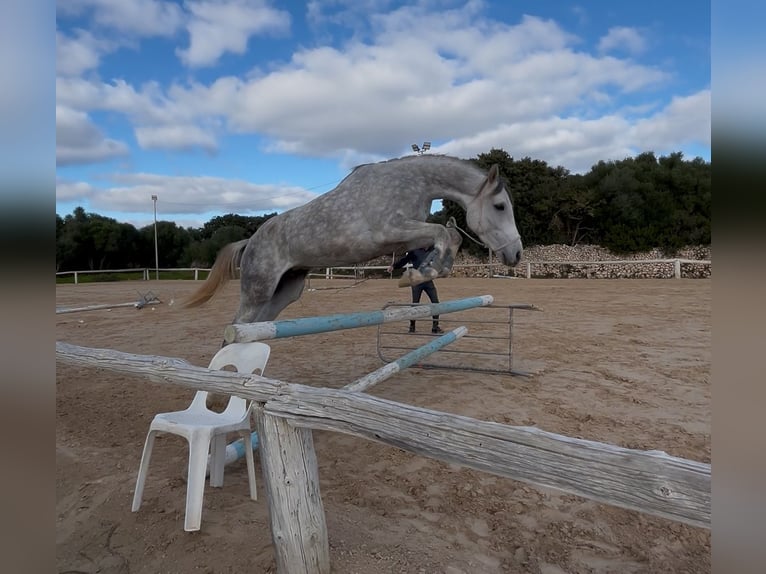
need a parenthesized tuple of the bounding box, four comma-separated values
(432, 226, 462, 277)
(400, 226, 462, 287)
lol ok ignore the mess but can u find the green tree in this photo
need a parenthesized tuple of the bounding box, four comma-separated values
(138, 221, 192, 268)
(200, 213, 276, 239)
(183, 224, 251, 267)
(586, 151, 711, 253)
(56, 207, 142, 270)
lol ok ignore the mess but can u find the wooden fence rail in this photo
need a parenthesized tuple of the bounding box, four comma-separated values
(56, 342, 711, 573)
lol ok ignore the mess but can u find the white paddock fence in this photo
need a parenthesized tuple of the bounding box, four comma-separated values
(56, 340, 710, 574)
(56, 267, 212, 283)
(56, 257, 710, 284)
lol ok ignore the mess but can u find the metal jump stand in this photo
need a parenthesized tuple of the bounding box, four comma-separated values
(376, 302, 539, 376)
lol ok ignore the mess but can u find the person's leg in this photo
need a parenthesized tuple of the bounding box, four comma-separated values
(410, 284, 424, 332)
(424, 281, 442, 332)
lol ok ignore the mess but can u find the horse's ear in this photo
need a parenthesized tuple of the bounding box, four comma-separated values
(482, 164, 500, 195)
(488, 164, 499, 184)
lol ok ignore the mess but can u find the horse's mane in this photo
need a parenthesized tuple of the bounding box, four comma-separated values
(350, 154, 470, 173)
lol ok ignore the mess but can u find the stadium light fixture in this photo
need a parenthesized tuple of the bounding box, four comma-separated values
(411, 141, 431, 155)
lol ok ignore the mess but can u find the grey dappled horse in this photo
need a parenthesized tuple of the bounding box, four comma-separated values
(185, 155, 523, 323)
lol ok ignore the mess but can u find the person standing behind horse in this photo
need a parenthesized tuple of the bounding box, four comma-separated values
(387, 247, 443, 334)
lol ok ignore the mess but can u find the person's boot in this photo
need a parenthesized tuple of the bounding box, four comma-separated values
(432, 323, 443, 334)
(408, 321, 416, 333)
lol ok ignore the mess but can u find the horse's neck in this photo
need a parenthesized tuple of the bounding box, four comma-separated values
(434, 185, 476, 209)
(420, 162, 481, 208)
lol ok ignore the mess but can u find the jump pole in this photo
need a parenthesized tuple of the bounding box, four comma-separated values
(223, 431, 258, 464)
(224, 295, 493, 343)
(207, 431, 259, 473)
(56, 300, 160, 314)
(56, 292, 161, 314)
(344, 326, 468, 393)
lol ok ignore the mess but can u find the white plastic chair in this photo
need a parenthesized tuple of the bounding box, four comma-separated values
(131, 342, 270, 531)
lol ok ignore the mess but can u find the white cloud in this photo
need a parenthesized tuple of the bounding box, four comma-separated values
(56, 77, 222, 152)
(135, 124, 219, 151)
(57, 0, 183, 37)
(598, 26, 647, 55)
(208, 12, 665, 158)
(83, 172, 318, 214)
(57, 6, 667, 160)
(177, 0, 291, 67)
(55, 1, 708, 185)
(56, 105, 130, 165)
(632, 90, 711, 149)
(56, 179, 97, 202)
(437, 89, 711, 173)
(56, 29, 111, 76)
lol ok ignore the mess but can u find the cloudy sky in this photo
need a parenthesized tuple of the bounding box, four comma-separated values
(56, 0, 710, 229)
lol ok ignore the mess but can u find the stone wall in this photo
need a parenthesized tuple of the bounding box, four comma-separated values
(449, 245, 712, 279)
(361, 245, 711, 279)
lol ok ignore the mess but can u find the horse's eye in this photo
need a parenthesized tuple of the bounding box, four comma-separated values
(494, 204, 505, 211)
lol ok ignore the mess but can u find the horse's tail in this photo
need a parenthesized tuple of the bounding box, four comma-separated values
(183, 239, 249, 308)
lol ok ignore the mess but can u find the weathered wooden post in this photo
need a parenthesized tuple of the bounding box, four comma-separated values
(256, 409, 330, 574)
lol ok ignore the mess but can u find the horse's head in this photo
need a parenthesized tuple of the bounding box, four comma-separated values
(466, 164, 523, 267)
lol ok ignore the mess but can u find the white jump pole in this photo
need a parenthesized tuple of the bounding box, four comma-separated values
(344, 326, 468, 393)
(224, 295, 493, 343)
(55, 299, 161, 314)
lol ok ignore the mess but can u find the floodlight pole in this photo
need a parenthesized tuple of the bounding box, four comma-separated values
(151, 195, 159, 280)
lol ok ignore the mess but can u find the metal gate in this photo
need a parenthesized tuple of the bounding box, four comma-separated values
(376, 302, 537, 376)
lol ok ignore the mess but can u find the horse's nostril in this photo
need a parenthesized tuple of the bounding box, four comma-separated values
(514, 250, 521, 264)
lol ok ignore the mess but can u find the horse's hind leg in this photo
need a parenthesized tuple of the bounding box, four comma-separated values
(253, 269, 308, 322)
(232, 268, 307, 324)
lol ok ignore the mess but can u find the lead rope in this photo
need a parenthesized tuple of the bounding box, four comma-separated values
(447, 216, 487, 248)
(446, 216, 516, 253)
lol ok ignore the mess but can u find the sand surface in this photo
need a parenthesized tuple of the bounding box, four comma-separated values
(56, 277, 710, 573)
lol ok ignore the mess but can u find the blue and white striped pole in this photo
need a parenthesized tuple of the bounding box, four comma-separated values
(224, 295, 492, 343)
(223, 431, 259, 465)
(343, 326, 468, 393)
(203, 431, 259, 472)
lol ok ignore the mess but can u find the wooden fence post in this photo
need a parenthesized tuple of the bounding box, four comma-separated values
(256, 410, 330, 574)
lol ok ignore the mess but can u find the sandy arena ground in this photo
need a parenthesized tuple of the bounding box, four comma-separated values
(56, 277, 710, 573)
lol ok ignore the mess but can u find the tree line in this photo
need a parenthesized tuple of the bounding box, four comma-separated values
(56, 149, 710, 271)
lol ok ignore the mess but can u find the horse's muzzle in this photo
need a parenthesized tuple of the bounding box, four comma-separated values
(498, 242, 523, 267)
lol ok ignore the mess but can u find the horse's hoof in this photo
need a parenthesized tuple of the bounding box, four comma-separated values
(398, 269, 418, 287)
(398, 268, 428, 287)
(420, 266, 438, 281)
